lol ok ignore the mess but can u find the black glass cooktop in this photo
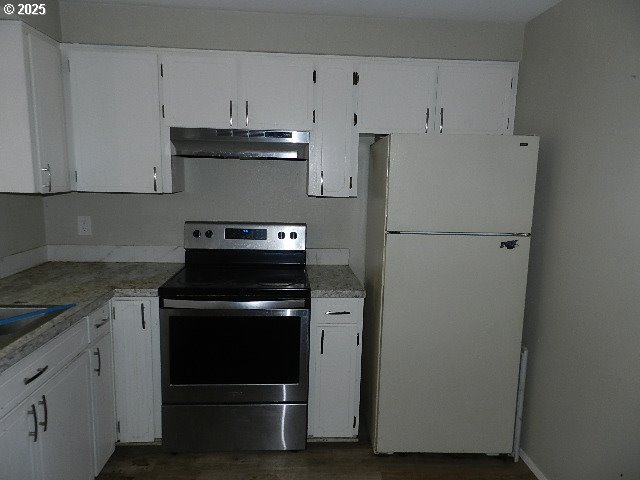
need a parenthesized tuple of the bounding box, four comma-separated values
(159, 265, 309, 299)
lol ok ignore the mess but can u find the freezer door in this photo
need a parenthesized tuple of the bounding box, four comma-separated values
(386, 134, 538, 233)
(374, 233, 530, 454)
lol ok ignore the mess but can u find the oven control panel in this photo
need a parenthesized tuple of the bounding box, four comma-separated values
(184, 222, 306, 251)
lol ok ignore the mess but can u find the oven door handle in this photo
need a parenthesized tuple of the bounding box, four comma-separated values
(162, 299, 307, 310)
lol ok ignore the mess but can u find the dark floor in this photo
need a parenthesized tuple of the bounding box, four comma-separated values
(97, 440, 537, 480)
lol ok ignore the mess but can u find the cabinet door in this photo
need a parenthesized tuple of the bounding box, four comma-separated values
(90, 332, 116, 476)
(357, 61, 437, 134)
(67, 48, 162, 192)
(309, 61, 357, 197)
(38, 351, 94, 480)
(27, 32, 70, 193)
(161, 53, 237, 128)
(0, 398, 37, 480)
(240, 56, 314, 130)
(436, 63, 516, 135)
(310, 324, 360, 438)
(112, 299, 154, 442)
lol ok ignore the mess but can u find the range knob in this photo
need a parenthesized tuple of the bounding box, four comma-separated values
(205, 230, 213, 238)
(192, 229, 201, 238)
(277, 232, 286, 239)
(290, 232, 298, 240)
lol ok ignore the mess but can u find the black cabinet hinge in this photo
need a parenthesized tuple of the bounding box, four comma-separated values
(511, 77, 513, 89)
(353, 71, 359, 85)
(349, 177, 353, 190)
(74, 171, 78, 183)
(356, 332, 359, 345)
(353, 416, 357, 428)
(313, 70, 316, 83)
(162, 105, 165, 118)
(353, 113, 358, 126)
(160, 64, 164, 77)
(313, 110, 316, 124)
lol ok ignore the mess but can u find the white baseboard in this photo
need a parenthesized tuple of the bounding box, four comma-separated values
(45, 245, 349, 265)
(46, 245, 185, 263)
(519, 449, 551, 480)
(0, 246, 48, 279)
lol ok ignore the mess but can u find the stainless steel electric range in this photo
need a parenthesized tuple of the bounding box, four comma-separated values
(158, 222, 310, 452)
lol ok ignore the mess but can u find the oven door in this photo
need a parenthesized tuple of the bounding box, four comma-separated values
(160, 299, 309, 404)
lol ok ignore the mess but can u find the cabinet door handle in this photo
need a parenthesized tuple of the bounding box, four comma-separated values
(320, 329, 325, 354)
(24, 365, 48, 385)
(94, 347, 102, 376)
(320, 170, 324, 196)
(153, 166, 157, 192)
(439, 107, 444, 133)
(41, 163, 51, 192)
(229, 100, 233, 126)
(425, 108, 430, 133)
(245, 100, 249, 126)
(325, 311, 351, 315)
(38, 395, 48, 432)
(28, 404, 38, 442)
(141, 303, 146, 330)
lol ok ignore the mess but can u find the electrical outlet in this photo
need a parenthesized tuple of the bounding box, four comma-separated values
(78, 216, 92, 236)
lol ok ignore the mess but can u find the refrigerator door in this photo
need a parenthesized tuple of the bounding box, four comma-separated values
(386, 134, 538, 233)
(374, 233, 530, 454)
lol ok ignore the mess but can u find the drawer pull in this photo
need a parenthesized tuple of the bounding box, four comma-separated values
(95, 318, 109, 329)
(325, 311, 351, 315)
(24, 365, 48, 385)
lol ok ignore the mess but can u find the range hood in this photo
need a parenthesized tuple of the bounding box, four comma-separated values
(170, 128, 309, 160)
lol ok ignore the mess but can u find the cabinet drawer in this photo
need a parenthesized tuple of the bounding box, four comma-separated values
(311, 298, 364, 326)
(0, 320, 88, 418)
(87, 302, 111, 343)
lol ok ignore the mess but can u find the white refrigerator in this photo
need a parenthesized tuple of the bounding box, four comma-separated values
(363, 134, 539, 454)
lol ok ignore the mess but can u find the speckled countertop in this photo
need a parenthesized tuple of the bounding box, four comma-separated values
(307, 265, 365, 298)
(0, 262, 182, 374)
(0, 262, 364, 374)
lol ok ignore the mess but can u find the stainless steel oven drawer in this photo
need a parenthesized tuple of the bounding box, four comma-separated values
(162, 403, 307, 451)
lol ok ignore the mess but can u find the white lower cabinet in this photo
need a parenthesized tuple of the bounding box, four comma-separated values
(0, 350, 94, 480)
(38, 351, 94, 480)
(111, 297, 159, 443)
(308, 297, 364, 439)
(90, 327, 117, 475)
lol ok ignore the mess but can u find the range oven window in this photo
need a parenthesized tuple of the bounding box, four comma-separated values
(168, 315, 301, 385)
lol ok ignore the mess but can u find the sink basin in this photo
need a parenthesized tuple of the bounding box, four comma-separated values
(0, 305, 73, 348)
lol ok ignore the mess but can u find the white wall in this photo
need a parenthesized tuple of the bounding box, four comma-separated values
(515, 0, 640, 478)
(59, 1, 524, 61)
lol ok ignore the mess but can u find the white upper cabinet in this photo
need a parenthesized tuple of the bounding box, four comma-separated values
(356, 60, 437, 134)
(240, 55, 314, 130)
(308, 58, 358, 197)
(0, 22, 69, 194)
(161, 53, 237, 128)
(161, 52, 314, 131)
(435, 63, 517, 135)
(66, 47, 163, 193)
